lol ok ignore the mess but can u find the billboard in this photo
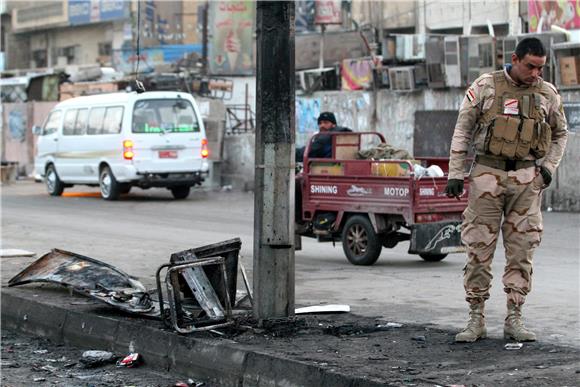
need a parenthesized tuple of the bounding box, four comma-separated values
(69, 0, 127, 26)
(528, 0, 580, 32)
(315, 0, 342, 25)
(209, 1, 255, 75)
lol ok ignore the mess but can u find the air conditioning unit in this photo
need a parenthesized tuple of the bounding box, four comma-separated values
(465, 35, 496, 85)
(426, 36, 446, 88)
(444, 36, 462, 88)
(381, 36, 396, 62)
(395, 35, 426, 62)
(389, 66, 415, 91)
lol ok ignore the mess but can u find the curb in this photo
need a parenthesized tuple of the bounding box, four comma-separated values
(1, 288, 384, 387)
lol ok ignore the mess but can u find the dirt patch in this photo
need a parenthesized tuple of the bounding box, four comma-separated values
(209, 313, 580, 386)
(1, 329, 201, 387)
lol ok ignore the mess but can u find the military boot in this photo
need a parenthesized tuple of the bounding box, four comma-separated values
(455, 303, 487, 343)
(504, 303, 536, 342)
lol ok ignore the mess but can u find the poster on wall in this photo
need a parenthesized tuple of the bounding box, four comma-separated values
(528, 0, 580, 32)
(341, 59, 373, 91)
(209, 1, 255, 75)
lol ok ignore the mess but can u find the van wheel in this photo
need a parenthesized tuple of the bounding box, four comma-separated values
(419, 253, 448, 262)
(341, 215, 382, 266)
(99, 166, 121, 200)
(170, 185, 190, 199)
(45, 165, 64, 196)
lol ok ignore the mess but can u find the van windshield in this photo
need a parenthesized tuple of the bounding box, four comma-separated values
(132, 99, 200, 133)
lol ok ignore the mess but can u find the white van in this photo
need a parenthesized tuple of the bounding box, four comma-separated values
(33, 91, 209, 200)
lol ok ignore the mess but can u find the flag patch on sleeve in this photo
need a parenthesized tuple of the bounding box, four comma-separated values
(466, 88, 476, 105)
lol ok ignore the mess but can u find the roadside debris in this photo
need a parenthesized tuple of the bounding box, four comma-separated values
(295, 304, 350, 314)
(174, 379, 206, 387)
(8, 249, 155, 316)
(0, 249, 35, 258)
(116, 353, 143, 368)
(505, 343, 524, 350)
(80, 350, 117, 368)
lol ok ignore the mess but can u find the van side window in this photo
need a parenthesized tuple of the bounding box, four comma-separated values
(74, 109, 88, 135)
(43, 110, 62, 135)
(102, 106, 124, 134)
(63, 109, 77, 136)
(87, 107, 106, 135)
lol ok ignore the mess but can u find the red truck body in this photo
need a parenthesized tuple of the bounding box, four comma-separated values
(296, 132, 470, 265)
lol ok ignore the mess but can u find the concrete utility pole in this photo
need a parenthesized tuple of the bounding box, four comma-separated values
(253, 1, 296, 320)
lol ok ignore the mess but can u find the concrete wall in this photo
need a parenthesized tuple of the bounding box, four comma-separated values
(1, 102, 57, 177)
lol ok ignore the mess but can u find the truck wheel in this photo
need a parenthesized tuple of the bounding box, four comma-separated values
(99, 166, 121, 200)
(419, 253, 448, 262)
(341, 215, 382, 266)
(45, 164, 64, 196)
(170, 185, 190, 199)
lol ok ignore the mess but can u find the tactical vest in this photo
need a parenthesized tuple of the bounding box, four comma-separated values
(478, 70, 551, 160)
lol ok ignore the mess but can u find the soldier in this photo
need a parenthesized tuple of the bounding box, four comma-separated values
(445, 37, 568, 343)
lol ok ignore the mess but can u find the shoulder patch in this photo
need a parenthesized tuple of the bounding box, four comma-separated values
(466, 87, 477, 105)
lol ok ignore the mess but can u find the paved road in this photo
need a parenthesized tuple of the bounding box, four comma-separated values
(2, 181, 579, 347)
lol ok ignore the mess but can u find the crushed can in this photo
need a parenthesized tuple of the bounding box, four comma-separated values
(116, 352, 142, 367)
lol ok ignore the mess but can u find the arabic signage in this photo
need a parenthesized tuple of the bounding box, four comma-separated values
(68, 0, 127, 26)
(315, 0, 342, 25)
(528, 0, 580, 32)
(209, 1, 255, 75)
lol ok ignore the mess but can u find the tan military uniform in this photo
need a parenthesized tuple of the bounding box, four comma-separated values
(449, 68, 568, 307)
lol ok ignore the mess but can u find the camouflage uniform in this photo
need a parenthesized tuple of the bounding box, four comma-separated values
(449, 68, 568, 308)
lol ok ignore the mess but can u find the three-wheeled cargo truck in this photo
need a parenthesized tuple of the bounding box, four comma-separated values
(295, 132, 470, 265)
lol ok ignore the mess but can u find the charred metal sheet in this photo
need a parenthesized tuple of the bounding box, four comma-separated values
(156, 238, 242, 333)
(158, 257, 233, 333)
(172, 254, 226, 320)
(8, 249, 156, 315)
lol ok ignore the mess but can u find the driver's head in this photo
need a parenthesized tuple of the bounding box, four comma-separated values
(317, 112, 337, 132)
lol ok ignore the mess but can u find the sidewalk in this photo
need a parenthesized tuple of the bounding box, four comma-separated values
(2, 284, 578, 387)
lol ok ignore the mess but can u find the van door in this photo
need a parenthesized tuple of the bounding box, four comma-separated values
(130, 98, 205, 173)
(57, 108, 87, 179)
(35, 110, 62, 177)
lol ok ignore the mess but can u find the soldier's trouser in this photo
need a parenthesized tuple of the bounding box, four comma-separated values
(461, 163, 544, 306)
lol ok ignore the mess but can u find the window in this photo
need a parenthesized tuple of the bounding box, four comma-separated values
(43, 110, 62, 135)
(132, 99, 200, 133)
(32, 49, 47, 68)
(74, 109, 88, 135)
(102, 107, 124, 134)
(63, 109, 77, 135)
(56, 46, 77, 64)
(87, 107, 106, 135)
(98, 42, 112, 56)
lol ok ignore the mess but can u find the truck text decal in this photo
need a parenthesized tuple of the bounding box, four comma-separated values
(384, 187, 409, 197)
(311, 185, 338, 194)
(347, 185, 372, 197)
(419, 187, 435, 196)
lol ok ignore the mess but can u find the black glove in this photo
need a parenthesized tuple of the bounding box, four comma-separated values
(539, 166, 552, 187)
(445, 179, 464, 198)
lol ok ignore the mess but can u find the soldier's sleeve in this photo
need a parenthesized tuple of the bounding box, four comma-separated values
(542, 91, 568, 175)
(448, 81, 484, 180)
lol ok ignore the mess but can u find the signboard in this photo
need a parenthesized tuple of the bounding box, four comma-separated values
(69, 0, 127, 26)
(528, 0, 580, 32)
(209, 1, 255, 75)
(315, 0, 342, 25)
